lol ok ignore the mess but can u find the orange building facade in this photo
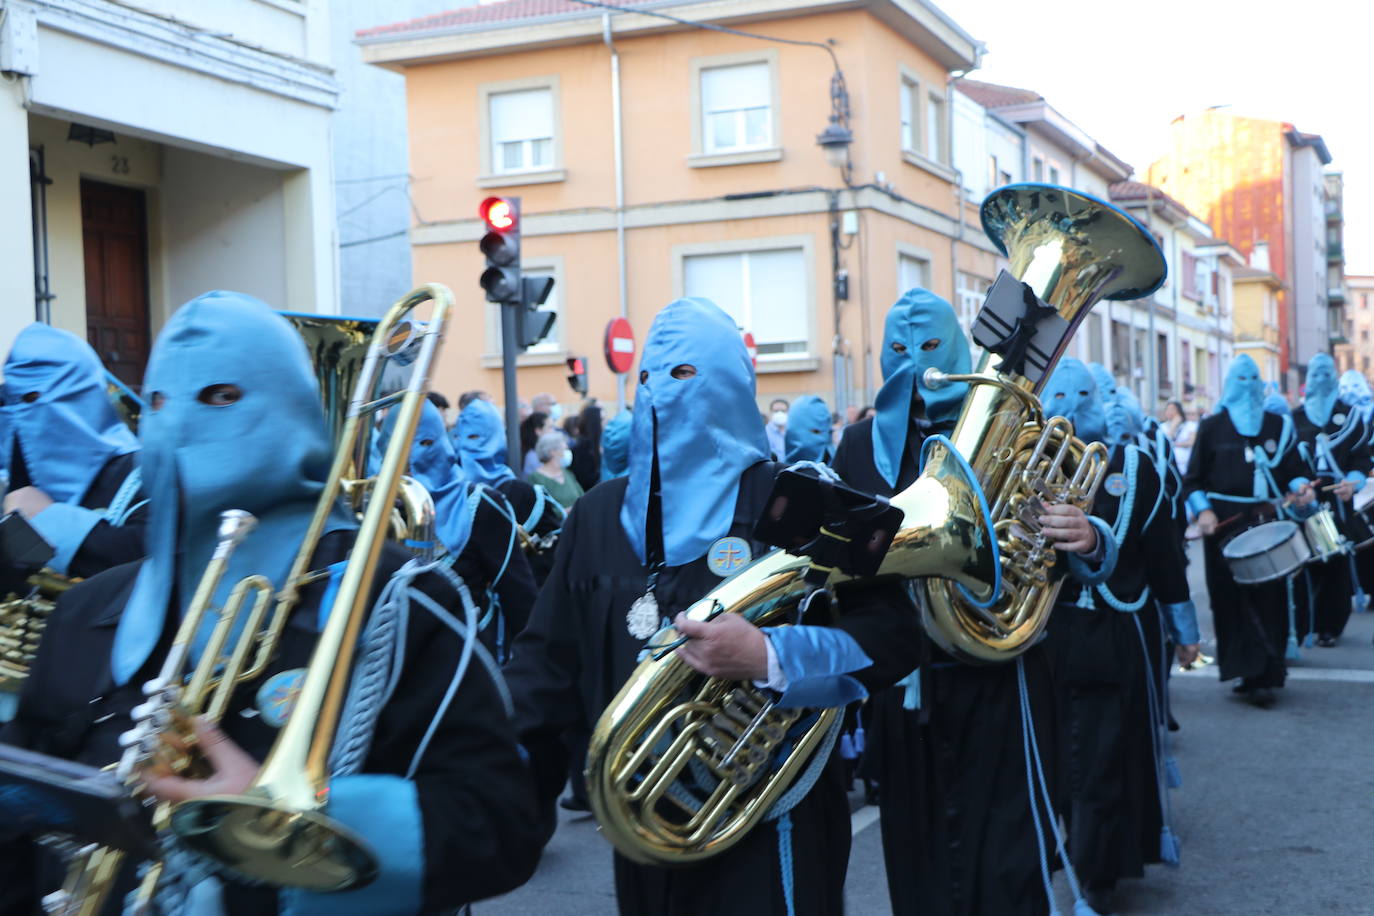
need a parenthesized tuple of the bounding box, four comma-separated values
(1147, 109, 1337, 391)
(358, 0, 1002, 416)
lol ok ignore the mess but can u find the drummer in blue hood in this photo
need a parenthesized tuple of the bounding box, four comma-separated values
(0, 324, 148, 583)
(0, 292, 542, 912)
(830, 289, 1114, 916)
(503, 297, 922, 916)
(1182, 353, 1313, 706)
(1289, 353, 1370, 646)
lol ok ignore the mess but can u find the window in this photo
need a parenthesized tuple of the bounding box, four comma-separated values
(925, 92, 946, 163)
(479, 77, 563, 186)
(1032, 157, 1044, 181)
(490, 88, 553, 173)
(898, 252, 930, 294)
(683, 247, 809, 357)
(701, 62, 772, 154)
(1180, 252, 1201, 301)
(956, 273, 991, 335)
(987, 155, 999, 193)
(900, 77, 917, 152)
(1157, 332, 1170, 385)
(1087, 313, 1104, 364)
(1048, 165, 1060, 184)
(998, 169, 1012, 186)
(1181, 340, 1192, 385)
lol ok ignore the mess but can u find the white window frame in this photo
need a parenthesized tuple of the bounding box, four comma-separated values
(896, 242, 933, 296)
(477, 75, 565, 188)
(898, 64, 954, 180)
(899, 71, 920, 154)
(955, 271, 992, 338)
(689, 51, 782, 168)
(480, 255, 567, 366)
(672, 234, 816, 372)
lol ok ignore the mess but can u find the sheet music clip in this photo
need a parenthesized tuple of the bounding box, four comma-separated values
(971, 270, 1071, 385)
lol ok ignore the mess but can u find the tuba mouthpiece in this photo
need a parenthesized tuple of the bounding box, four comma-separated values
(213, 510, 259, 558)
(923, 367, 950, 390)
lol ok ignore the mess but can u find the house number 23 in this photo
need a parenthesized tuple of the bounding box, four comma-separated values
(111, 156, 130, 175)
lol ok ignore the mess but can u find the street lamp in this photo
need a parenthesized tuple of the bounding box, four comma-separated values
(816, 120, 853, 170)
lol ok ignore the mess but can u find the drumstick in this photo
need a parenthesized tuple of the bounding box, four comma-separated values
(1187, 512, 1243, 540)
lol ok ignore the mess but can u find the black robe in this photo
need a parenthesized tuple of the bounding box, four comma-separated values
(450, 483, 539, 660)
(494, 478, 562, 587)
(1291, 405, 1370, 639)
(1183, 410, 1308, 687)
(0, 531, 542, 915)
(830, 417, 1059, 916)
(2, 451, 148, 594)
(1047, 445, 1186, 892)
(503, 464, 921, 916)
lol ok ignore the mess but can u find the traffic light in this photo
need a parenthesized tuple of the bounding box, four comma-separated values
(479, 196, 521, 303)
(566, 356, 588, 396)
(519, 275, 556, 349)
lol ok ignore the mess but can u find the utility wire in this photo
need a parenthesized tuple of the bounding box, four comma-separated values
(340, 228, 408, 248)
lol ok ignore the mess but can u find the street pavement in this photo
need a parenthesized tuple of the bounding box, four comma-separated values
(474, 542, 1374, 915)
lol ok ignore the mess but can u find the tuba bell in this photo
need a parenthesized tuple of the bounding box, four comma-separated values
(585, 184, 1167, 865)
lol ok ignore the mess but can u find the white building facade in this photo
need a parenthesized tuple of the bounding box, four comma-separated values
(1, 0, 339, 385)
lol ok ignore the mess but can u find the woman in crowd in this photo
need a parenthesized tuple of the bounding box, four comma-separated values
(1162, 399, 1197, 472)
(520, 411, 552, 477)
(528, 431, 584, 510)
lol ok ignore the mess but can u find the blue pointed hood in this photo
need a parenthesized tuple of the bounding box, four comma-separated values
(621, 298, 769, 566)
(1112, 386, 1146, 446)
(871, 289, 971, 488)
(1263, 393, 1291, 416)
(454, 399, 515, 486)
(1087, 363, 1119, 405)
(783, 396, 833, 464)
(380, 400, 473, 558)
(1041, 358, 1106, 443)
(1302, 353, 1338, 427)
(1, 323, 138, 503)
(111, 292, 355, 686)
(600, 410, 632, 481)
(1219, 354, 1265, 437)
(1338, 369, 1371, 415)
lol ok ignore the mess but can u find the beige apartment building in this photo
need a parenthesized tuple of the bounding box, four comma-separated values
(1340, 276, 1374, 379)
(1232, 265, 1284, 385)
(357, 0, 1002, 414)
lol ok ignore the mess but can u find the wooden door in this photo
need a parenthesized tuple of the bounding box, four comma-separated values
(81, 179, 150, 387)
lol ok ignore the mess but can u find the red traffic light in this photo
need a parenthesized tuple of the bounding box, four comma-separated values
(480, 196, 517, 232)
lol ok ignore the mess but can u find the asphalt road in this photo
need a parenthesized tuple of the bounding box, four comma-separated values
(474, 542, 1374, 915)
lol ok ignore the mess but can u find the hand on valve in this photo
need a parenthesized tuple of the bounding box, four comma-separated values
(138, 717, 259, 803)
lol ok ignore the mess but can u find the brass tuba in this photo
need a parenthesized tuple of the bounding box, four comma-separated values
(585, 184, 1167, 865)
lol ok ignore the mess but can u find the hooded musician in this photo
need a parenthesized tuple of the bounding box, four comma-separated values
(0, 292, 541, 914)
(503, 297, 921, 916)
(1040, 359, 1199, 914)
(376, 400, 537, 661)
(830, 290, 1114, 916)
(0, 324, 148, 586)
(1182, 354, 1313, 706)
(1288, 354, 1370, 647)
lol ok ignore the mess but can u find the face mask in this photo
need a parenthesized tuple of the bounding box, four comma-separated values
(771, 411, 788, 427)
(547, 403, 563, 423)
(560, 449, 573, 468)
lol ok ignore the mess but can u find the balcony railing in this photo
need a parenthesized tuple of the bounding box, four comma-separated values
(1328, 242, 1344, 261)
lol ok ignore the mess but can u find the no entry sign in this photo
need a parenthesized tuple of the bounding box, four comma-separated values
(604, 318, 636, 374)
(741, 330, 757, 368)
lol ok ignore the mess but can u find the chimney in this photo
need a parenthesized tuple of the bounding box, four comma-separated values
(1250, 241, 1270, 271)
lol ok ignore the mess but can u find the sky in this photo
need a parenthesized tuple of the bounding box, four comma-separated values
(939, 0, 1374, 274)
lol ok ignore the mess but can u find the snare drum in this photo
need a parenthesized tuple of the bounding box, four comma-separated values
(1302, 507, 1349, 562)
(1222, 521, 1311, 584)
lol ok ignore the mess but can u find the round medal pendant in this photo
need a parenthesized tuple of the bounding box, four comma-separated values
(1334, 413, 1347, 426)
(1264, 439, 1277, 455)
(626, 592, 661, 640)
(707, 536, 751, 577)
(1104, 472, 1128, 497)
(256, 668, 306, 728)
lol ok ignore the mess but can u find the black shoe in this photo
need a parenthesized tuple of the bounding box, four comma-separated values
(1084, 884, 1117, 914)
(1232, 681, 1254, 695)
(1248, 686, 1278, 709)
(559, 794, 590, 812)
(1317, 634, 1338, 648)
